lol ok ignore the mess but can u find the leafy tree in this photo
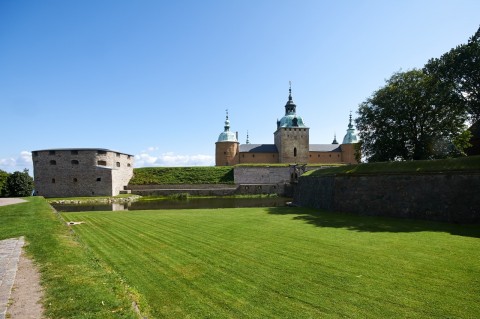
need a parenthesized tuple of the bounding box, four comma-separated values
(3, 169, 34, 197)
(0, 169, 9, 197)
(356, 69, 469, 162)
(424, 26, 480, 122)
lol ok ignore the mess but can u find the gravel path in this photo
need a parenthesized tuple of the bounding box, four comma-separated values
(0, 237, 24, 319)
(0, 198, 27, 206)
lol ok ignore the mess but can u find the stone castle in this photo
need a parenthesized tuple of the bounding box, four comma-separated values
(32, 148, 134, 197)
(215, 86, 358, 166)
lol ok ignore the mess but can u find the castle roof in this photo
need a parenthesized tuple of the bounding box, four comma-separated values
(342, 113, 358, 144)
(217, 110, 238, 143)
(239, 144, 278, 153)
(32, 148, 134, 156)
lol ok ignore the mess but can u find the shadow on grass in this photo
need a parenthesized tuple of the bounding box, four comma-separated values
(266, 207, 480, 238)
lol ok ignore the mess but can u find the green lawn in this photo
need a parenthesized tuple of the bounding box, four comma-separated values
(63, 207, 480, 318)
(0, 197, 137, 318)
(130, 166, 234, 185)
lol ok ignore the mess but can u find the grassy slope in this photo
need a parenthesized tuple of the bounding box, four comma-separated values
(64, 208, 480, 318)
(0, 198, 137, 318)
(305, 155, 480, 176)
(130, 166, 234, 185)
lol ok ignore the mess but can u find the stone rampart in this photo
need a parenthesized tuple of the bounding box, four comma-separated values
(294, 172, 480, 223)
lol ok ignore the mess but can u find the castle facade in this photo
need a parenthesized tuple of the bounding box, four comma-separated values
(32, 148, 134, 197)
(215, 87, 358, 166)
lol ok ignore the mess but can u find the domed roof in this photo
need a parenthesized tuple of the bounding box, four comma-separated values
(278, 114, 307, 128)
(217, 111, 238, 142)
(342, 113, 358, 144)
(276, 83, 308, 129)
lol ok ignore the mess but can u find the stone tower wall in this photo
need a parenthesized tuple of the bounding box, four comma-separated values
(215, 142, 239, 166)
(32, 149, 134, 197)
(274, 127, 310, 163)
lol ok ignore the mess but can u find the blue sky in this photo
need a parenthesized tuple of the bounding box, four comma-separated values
(1, 0, 479, 173)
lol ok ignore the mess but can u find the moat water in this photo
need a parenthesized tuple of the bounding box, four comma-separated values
(53, 197, 290, 212)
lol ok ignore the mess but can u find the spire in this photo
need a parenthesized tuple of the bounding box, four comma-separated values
(348, 111, 353, 129)
(332, 133, 338, 144)
(224, 109, 230, 132)
(342, 112, 358, 144)
(246, 130, 250, 144)
(285, 81, 296, 115)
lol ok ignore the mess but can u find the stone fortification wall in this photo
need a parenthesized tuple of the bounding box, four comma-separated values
(33, 149, 133, 197)
(294, 172, 480, 223)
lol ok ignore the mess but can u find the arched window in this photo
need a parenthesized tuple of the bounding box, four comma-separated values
(50, 160, 56, 165)
(294, 147, 297, 157)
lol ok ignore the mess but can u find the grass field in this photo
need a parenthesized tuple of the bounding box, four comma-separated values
(130, 166, 234, 185)
(64, 207, 480, 318)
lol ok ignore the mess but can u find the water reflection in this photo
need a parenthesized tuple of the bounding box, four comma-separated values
(53, 197, 290, 212)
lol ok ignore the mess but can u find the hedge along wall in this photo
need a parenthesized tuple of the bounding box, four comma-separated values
(294, 172, 480, 223)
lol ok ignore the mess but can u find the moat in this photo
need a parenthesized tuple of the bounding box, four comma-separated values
(53, 197, 290, 212)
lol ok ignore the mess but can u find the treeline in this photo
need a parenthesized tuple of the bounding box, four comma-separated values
(356, 26, 480, 162)
(0, 169, 34, 197)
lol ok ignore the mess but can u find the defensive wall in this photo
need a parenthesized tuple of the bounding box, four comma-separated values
(293, 171, 480, 223)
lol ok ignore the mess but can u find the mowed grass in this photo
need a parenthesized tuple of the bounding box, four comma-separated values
(64, 208, 480, 318)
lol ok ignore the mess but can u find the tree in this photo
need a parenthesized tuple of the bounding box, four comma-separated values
(424, 26, 480, 122)
(356, 69, 469, 162)
(3, 169, 34, 197)
(0, 169, 9, 197)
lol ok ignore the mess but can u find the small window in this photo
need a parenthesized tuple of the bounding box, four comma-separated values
(73, 178, 78, 182)
(97, 160, 107, 166)
(116, 162, 120, 167)
(252, 154, 255, 158)
(97, 150, 107, 155)
(49, 150, 56, 155)
(116, 153, 121, 157)
(32, 151, 38, 157)
(96, 177, 102, 182)
(338, 154, 340, 157)
(224, 152, 226, 155)
(318, 154, 320, 158)
(50, 160, 56, 165)
(71, 150, 78, 155)
(52, 178, 55, 183)
(294, 147, 297, 157)
(127, 155, 131, 159)
(71, 160, 79, 165)
(127, 163, 131, 167)
(329, 154, 332, 157)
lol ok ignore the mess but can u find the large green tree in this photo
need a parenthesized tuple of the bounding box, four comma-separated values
(424, 26, 480, 122)
(356, 69, 468, 162)
(3, 169, 34, 197)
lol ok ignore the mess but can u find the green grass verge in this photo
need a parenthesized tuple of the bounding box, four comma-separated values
(305, 155, 480, 176)
(63, 208, 480, 318)
(130, 166, 234, 185)
(234, 163, 346, 167)
(0, 197, 138, 318)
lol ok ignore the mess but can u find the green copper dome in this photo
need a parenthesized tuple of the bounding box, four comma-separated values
(276, 84, 307, 129)
(342, 113, 358, 144)
(217, 111, 238, 142)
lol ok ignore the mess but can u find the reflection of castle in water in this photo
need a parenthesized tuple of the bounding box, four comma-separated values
(215, 85, 358, 166)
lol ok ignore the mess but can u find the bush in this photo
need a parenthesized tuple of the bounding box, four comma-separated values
(3, 169, 34, 197)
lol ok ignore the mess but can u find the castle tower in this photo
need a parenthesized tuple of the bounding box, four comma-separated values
(341, 112, 359, 163)
(274, 83, 310, 163)
(215, 110, 239, 166)
(342, 112, 358, 144)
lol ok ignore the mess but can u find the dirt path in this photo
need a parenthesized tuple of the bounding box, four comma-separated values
(6, 250, 44, 319)
(0, 198, 27, 206)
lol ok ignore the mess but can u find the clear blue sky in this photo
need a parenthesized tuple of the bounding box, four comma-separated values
(1, 0, 479, 172)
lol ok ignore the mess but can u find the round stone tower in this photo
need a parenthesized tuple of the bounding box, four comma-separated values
(274, 84, 310, 163)
(215, 111, 239, 166)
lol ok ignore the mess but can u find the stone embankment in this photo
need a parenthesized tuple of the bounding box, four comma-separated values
(294, 171, 480, 223)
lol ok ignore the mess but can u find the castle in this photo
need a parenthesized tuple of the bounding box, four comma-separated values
(32, 148, 134, 197)
(215, 86, 358, 166)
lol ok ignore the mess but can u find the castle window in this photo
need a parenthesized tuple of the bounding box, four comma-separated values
(71, 150, 78, 155)
(318, 154, 320, 158)
(252, 154, 255, 158)
(338, 154, 340, 157)
(127, 155, 131, 159)
(73, 178, 78, 182)
(116, 162, 120, 167)
(96, 177, 102, 182)
(116, 153, 121, 157)
(51, 178, 55, 183)
(224, 152, 226, 155)
(32, 151, 38, 157)
(294, 147, 297, 157)
(97, 160, 107, 166)
(50, 160, 56, 165)
(329, 154, 332, 157)
(309, 154, 311, 157)
(49, 150, 55, 155)
(97, 150, 107, 155)
(71, 160, 79, 165)
(127, 163, 131, 167)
